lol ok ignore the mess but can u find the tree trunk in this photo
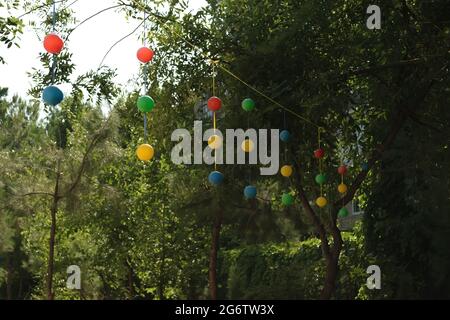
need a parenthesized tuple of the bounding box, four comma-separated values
(46, 160, 61, 300)
(208, 209, 223, 300)
(6, 253, 12, 300)
(127, 262, 134, 300)
(320, 244, 341, 299)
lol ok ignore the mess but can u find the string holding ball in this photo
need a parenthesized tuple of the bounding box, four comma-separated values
(137, 95, 155, 113)
(208, 135, 223, 149)
(314, 148, 325, 159)
(42, 85, 64, 106)
(338, 165, 347, 175)
(280, 165, 293, 177)
(241, 139, 255, 153)
(208, 171, 224, 186)
(315, 173, 327, 185)
(136, 144, 154, 161)
(241, 98, 255, 111)
(338, 207, 349, 218)
(280, 130, 291, 142)
(281, 193, 294, 206)
(316, 196, 327, 208)
(244, 185, 257, 199)
(43, 34, 64, 54)
(208, 96, 222, 112)
(338, 183, 348, 194)
(137, 47, 154, 63)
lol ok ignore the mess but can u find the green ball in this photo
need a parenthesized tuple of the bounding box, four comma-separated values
(315, 173, 327, 185)
(281, 193, 294, 206)
(241, 98, 255, 111)
(137, 95, 155, 112)
(338, 207, 349, 218)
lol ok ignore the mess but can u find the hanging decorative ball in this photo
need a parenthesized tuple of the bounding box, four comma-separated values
(280, 130, 291, 142)
(362, 162, 369, 171)
(207, 96, 222, 112)
(208, 171, 224, 185)
(280, 165, 293, 177)
(316, 196, 327, 208)
(315, 173, 327, 185)
(338, 207, 349, 218)
(281, 193, 294, 206)
(244, 185, 257, 199)
(338, 183, 348, 194)
(337, 165, 347, 175)
(241, 139, 254, 153)
(42, 85, 64, 106)
(241, 98, 255, 111)
(314, 148, 325, 159)
(43, 34, 64, 54)
(208, 135, 223, 149)
(137, 95, 155, 112)
(136, 144, 154, 161)
(136, 47, 154, 63)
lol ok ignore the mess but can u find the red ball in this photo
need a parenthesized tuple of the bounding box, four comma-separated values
(43, 34, 64, 54)
(207, 96, 222, 112)
(314, 148, 325, 159)
(338, 165, 347, 175)
(137, 47, 154, 63)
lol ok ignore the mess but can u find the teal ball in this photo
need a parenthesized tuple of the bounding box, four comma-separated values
(208, 171, 224, 185)
(280, 130, 290, 142)
(244, 185, 257, 199)
(42, 86, 64, 106)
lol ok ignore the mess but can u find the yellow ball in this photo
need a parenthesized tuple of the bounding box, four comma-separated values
(241, 139, 254, 153)
(280, 165, 293, 177)
(316, 196, 327, 208)
(208, 134, 222, 149)
(136, 144, 154, 161)
(338, 183, 348, 194)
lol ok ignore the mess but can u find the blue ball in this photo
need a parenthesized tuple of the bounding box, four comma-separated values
(42, 85, 64, 106)
(362, 162, 369, 171)
(208, 171, 224, 185)
(244, 185, 257, 199)
(280, 130, 290, 142)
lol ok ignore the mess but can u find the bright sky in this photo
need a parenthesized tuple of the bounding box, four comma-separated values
(0, 0, 207, 99)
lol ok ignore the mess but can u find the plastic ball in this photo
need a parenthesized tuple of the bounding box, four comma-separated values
(316, 196, 327, 208)
(208, 96, 222, 112)
(42, 86, 64, 106)
(137, 47, 154, 63)
(315, 173, 327, 185)
(282, 193, 294, 206)
(136, 144, 154, 161)
(43, 34, 64, 54)
(241, 139, 254, 153)
(208, 135, 222, 149)
(280, 130, 290, 142)
(314, 148, 325, 159)
(208, 171, 224, 185)
(338, 165, 347, 175)
(362, 163, 369, 171)
(280, 165, 293, 177)
(241, 98, 255, 111)
(338, 183, 348, 194)
(137, 95, 155, 112)
(338, 207, 349, 218)
(244, 185, 257, 199)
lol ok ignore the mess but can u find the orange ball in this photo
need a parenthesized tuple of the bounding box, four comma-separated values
(43, 34, 64, 54)
(137, 47, 154, 63)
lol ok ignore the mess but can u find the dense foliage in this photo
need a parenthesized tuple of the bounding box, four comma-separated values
(0, 0, 449, 299)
